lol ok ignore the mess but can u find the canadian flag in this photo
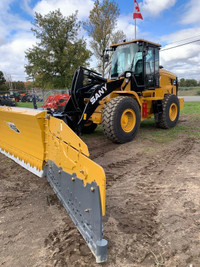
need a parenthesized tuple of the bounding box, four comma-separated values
(133, 0, 143, 20)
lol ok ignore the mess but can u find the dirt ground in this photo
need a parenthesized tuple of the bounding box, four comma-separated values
(0, 114, 200, 267)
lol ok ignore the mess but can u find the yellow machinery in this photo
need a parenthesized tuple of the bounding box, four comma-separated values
(61, 39, 184, 143)
(0, 39, 184, 263)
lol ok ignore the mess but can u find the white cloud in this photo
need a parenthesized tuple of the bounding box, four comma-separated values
(0, 0, 35, 81)
(0, 33, 36, 81)
(181, 0, 200, 25)
(160, 28, 200, 79)
(141, 0, 177, 16)
(21, 0, 35, 16)
(34, 0, 94, 19)
(116, 14, 138, 40)
(0, 0, 95, 81)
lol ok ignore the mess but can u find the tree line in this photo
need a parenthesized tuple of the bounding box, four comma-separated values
(0, 71, 26, 92)
(179, 78, 200, 87)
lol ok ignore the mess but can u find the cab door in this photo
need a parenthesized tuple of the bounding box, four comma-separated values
(144, 46, 159, 89)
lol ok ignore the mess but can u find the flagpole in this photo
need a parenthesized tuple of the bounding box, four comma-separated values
(135, 19, 136, 39)
(133, 0, 143, 39)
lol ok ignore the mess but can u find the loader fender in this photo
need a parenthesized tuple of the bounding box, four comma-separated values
(0, 106, 107, 263)
(110, 90, 142, 108)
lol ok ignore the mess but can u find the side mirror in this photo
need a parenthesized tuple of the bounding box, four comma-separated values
(104, 53, 109, 62)
(125, 72, 132, 78)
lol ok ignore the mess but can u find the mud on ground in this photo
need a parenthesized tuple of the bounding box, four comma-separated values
(0, 114, 200, 267)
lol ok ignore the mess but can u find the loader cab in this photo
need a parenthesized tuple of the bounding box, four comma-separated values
(109, 39, 161, 91)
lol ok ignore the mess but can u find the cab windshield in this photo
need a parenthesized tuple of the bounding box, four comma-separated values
(110, 43, 142, 78)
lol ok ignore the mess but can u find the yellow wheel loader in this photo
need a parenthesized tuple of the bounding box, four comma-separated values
(60, 39, 184, 143)
(0, 39, 184, 263)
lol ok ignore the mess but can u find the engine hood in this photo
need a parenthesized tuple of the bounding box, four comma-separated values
(159, 68, 177, 80)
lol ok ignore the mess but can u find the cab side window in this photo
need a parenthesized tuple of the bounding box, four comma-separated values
(145, 47, 154, 87)
(145, 47, 159, 88)
(133, 52, 143, 85)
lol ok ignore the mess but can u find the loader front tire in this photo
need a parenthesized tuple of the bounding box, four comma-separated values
(156, 94, 180, 129)
(102, 96, 141, 143)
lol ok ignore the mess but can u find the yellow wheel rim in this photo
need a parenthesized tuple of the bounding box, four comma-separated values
(120, 109, 136, 133)
(169, 103, 178, 121)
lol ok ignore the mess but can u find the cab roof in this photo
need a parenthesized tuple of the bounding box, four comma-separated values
(110, 39, 161, 48)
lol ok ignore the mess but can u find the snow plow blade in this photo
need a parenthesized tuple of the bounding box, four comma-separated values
(0, 106, 107, 263)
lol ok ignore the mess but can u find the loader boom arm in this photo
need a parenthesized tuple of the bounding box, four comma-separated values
(0, 106, 107, 263)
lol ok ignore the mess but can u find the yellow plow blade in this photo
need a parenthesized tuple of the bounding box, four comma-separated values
(0, 106, 107, 263)
(0, 107, 45, 176)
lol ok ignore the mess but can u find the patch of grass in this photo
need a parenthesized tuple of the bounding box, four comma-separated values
(140, 102, 200, 143)
(182, 102, 200, 115)
(16, 102, 43, 108)
(178, 87, 200, 96)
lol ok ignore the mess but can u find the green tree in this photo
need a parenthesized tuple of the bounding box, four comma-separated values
(185, 79, 197, 87)
(111, 30, 126, 45)
(179, 78, 185, 87)
(25, 10, 91, 89)
(12, 81, 25, 90)
(84, 0, 122, 77)
(0, 71, 8, 92)
(0, 83, 9, 93)
(0, 71, 6, 86)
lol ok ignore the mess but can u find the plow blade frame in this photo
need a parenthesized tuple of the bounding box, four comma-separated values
(0, 107, 107, 263)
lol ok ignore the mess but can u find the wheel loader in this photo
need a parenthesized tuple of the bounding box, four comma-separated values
(0, 39, 184, 263)
(57, 39, 184, 143)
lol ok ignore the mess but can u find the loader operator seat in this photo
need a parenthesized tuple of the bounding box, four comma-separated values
(134, 59, 143, 85)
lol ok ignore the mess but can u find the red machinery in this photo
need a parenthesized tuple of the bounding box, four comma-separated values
(43, 93, 70, 112)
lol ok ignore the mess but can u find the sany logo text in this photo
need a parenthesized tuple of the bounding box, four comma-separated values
(90, 85, 107, 105)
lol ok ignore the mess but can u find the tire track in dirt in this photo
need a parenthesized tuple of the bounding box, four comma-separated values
(105, 138, 194, 189)
(102, 138, 195, 265)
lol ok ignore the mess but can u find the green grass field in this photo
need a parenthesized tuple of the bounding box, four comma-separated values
(181, 101, 200, 114)
(140, 101, 200, 142)
(16, 102, 43, 108)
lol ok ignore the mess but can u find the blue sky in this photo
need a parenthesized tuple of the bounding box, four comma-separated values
(0, 0, 200, 81)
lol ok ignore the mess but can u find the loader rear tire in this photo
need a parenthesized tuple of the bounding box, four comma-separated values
(102, 96, 141, 143)
(156, 94, 180, 129)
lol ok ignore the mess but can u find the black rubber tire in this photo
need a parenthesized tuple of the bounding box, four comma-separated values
(102, 96, 141, 143)
(156, 94, 180, 129)
(82, 122, 97, 134)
